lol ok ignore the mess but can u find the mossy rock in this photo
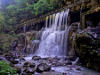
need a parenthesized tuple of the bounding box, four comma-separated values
(74, 32, 100, 71)
(0, 33, 17, 53)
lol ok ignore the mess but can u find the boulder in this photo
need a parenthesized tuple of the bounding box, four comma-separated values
(74, 32, 100, 71)
(36, 63, 51, 73)
(23, 62, 35, 68)
(32, 56, 41, 60)
(10, 59, 19, 64)
(23, 68, 35, 75)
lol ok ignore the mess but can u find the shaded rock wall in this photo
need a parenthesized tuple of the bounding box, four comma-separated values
(73, 32, 100, 71)
(0, 33, 17, 54)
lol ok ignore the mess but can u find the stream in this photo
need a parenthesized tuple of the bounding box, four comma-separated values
(23, 55, 100, 75)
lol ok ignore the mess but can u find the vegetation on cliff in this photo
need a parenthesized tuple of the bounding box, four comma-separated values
(0, 0, 64, 33)
(0, 33, 17, 54)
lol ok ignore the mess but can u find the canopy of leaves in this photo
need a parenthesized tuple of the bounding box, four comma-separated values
(34, 0, 59, 15)
(0, 0, 63, 32)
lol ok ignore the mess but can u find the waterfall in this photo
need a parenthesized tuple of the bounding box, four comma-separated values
(23, 25, 27, 52)
(35, 9, 70, 57)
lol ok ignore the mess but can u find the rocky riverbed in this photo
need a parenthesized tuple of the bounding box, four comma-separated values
(0, 52, 100, 75)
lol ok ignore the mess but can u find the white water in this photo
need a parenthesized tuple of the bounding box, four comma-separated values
(35, 9, 70, 57)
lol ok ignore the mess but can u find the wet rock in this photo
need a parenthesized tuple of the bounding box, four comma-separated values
(0, 50, 3, 55)
(36, 63, 51, 73)
(51, 62, 62, 67)
(15, 66, 22, 74)
(23, 62, 29, 67)
(23, 62, 35, 68)
(4, 52, 18, 62)
(9, 62, 15, 67)
(65, 60, 72, 65)
(32, 56, 41, 60)
(48, 57, 59, 63)
(0, 56, 6, 61)
(23, 68, 35, 75)
(29, 63, 35, 68)
(10, 59, 19, 64)
(34, 74, 41, 75)
(42, 72, 66, 75)
(20, 57, 25, 61)
(22, 72, 27, 75)
(76, 67, 81, 71)
(68, 56, 77, 61)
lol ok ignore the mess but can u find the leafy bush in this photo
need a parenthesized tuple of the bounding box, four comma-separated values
(0, 61, 18, 75)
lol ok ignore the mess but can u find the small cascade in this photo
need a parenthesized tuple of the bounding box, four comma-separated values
(30, 40, 40, 53)
(23, 25, 27, 52)
(35, 9, 70, 57)
(30, 31, 42, 53)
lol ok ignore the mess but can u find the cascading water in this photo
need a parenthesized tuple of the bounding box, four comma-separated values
(35, 9, 70, 57)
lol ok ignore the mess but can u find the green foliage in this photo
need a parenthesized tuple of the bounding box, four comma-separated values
(0, 0, 62, 32)
(0, 12, 5, 32)
(0, 33, 17, 52)
(0, 61, 18, 75)
(34, 0, 58, 15)
(7, 5, 17, 16)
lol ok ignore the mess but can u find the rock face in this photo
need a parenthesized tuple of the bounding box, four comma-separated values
(74, 32, 100, 71)
(36, 63, 51, 73)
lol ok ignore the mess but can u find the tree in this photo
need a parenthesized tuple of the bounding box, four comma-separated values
(34, 0, 59, 15)
(0, 0, 63, 32)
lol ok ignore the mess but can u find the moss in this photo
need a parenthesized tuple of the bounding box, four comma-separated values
(74, 32, 100, 71)
(0, 33, 17, 53)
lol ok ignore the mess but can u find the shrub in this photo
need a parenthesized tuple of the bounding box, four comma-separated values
(0, 61, 18, 75)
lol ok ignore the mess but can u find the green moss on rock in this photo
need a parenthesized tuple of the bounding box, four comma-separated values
(0, 33, 17, 53)
(74, 32, 100, 71)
